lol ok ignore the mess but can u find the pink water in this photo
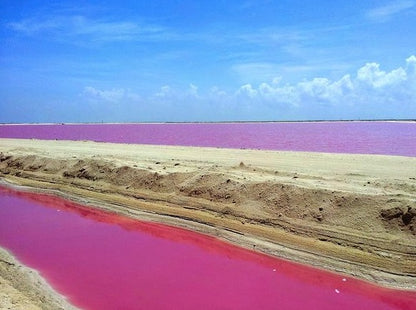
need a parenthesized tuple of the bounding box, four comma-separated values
(1, 122, 415, 156)
(0, 186, 415, 310)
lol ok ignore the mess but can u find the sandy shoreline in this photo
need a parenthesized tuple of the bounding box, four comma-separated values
(0, 247, 78, 310)
(1, 138, 416, 305)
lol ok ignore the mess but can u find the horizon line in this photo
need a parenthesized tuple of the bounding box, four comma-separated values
(1, 118, 416, 125)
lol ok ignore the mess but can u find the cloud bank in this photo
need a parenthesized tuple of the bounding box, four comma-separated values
(367, 1, 415, 21)
(82, 55, 416, 120)
(235, 55, 416, 107)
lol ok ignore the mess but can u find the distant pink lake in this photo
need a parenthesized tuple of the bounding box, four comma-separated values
(1, 185, 415, 310)
(1, 122, 415, 156)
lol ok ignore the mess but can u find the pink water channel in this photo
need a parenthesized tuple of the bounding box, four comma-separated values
(1, 121, 415, 156)
(0, 185, 415, 309)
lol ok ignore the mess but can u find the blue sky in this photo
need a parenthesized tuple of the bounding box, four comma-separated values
(1, 0, 415, 122)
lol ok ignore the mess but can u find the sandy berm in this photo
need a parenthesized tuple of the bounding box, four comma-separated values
(0, 138, 415, 308)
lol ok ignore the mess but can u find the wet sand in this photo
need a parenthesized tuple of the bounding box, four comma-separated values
(0, 138, 415, 306)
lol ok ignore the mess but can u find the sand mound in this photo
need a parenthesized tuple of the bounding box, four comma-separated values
(1, 153, 415, 236)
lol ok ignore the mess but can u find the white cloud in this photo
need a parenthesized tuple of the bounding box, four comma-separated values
(367, 1, 415, 21)
(232, 61, 352, 85)
(8, 15, 167, 43)
(8, 19, 61, 35)
(155, 85, 172, 98)
(357, 63, 406, 87)
(406, 55, 416, 75)
(237, 84, 258, 98)
(188, 84, 199, 97)
(82, 87, 139, 103)
(152, 84, 202, 104)
(407, 55, 416, 65)
(232, 63, 283, 84)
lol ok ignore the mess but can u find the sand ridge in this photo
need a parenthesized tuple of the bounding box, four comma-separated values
(1, 138, 416, 293)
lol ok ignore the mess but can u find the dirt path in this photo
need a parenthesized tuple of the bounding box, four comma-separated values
(1, 138, 416, 293)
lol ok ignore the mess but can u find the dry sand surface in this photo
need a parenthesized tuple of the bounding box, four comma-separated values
(0, 138, 416, 306)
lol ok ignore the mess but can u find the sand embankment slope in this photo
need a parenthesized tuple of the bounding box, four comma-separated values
(1, 138, 416, 290)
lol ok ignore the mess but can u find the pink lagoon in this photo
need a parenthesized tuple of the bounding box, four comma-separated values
(1, 121, 415, 156)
